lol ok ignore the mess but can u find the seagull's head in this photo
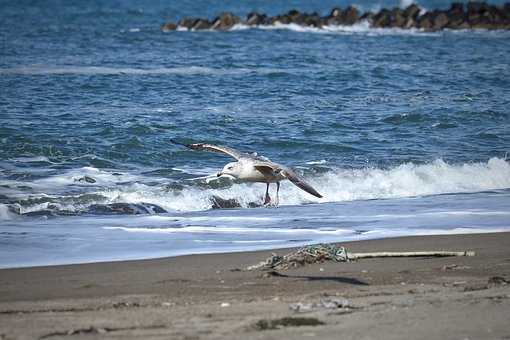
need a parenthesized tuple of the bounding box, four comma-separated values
(217, 162, 241, 179)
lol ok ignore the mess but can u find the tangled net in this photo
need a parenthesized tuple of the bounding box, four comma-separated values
(246, 243, 349, 271)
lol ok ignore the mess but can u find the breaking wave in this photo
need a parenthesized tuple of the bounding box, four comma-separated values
(2, 157, 510, 218)
(234, 21, 436, 36)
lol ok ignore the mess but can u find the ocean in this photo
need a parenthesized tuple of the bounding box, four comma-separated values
(1, 0, 509, 268)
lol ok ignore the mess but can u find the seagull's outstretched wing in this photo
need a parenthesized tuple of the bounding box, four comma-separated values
(282, 168, 323, 198)
(254, 162, 323, 199)
(171, 140, 247, 160)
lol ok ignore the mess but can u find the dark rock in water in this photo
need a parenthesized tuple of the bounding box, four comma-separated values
(210, 196, 241, 209)
(88, 203, 166, 215)
(22, 210, 57, 218)
(304, 13, 322, 27)
(210, 196, 262, 209)
(178, 17, 197, 30)
(433, 12, 450, 30)
(161, 2, 510, 32)
(343, 6, 359, 25)
(390, 8, 407, 28)
(192, 19, 211, 30)
(161, 22, 177, 32)
(8, 204, 21, 215)
(418, 10, 450, 31)
(404, 4, 421, 20)
(326, 6, 358, 25)
(248, 201, 263, 208)
(22, 209, 78, 218)
(246, 12, 266, 25)
(359, 11, 374, 22)
(211, 12, 240, 30)
(142, 203, 167, 214)
(269, 14, 291, 25)
(417, 11, 435, 30)
(76, 176, 96, 184)
(446, 3, 467, 29)
(372, 8, 392, 27)
(330, 7, 342, 18)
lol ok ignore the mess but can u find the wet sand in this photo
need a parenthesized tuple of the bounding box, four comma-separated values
(1, 232, 509, 339)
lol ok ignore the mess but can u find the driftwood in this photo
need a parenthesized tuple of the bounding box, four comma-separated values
(246, 244, 475, 271)
(349, 250, 475, 260)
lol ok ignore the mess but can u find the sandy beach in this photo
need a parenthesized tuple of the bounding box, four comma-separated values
(1, 232, 509, 339)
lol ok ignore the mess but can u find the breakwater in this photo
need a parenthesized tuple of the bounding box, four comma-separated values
(161, 2, 510, 32)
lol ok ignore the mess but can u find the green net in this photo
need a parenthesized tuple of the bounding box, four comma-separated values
(247, 243, 349, 271)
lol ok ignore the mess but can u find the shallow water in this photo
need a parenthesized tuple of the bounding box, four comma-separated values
(1, 0, 510, 268)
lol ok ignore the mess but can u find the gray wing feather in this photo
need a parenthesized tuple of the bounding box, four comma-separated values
(282, 168, 323, 198)
(172, 140, 247, 160)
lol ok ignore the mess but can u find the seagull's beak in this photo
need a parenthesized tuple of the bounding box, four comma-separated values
(216, 172, 222, 177)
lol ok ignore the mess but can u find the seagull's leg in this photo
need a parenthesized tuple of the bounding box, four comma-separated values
(275, 182, 280, 206)
(264, 183, 271, 205)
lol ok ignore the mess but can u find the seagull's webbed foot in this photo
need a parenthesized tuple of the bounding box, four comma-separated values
(263, 194, 271, 206)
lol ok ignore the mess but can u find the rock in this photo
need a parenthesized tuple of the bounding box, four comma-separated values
(211, 12, 240, 30)
(88, 203, 166, 215)
(343, 6, 359, 25)
(178, 17, 197, 30)
(404, 4, 421, 19)
(446, 3, 466, 28)
(192, 19, 211, 30)
(166, 3, 510, 32)
(286, 10, 306, 25)
(161, 22, 177, 32)
(330, 7, 342, 18)
(359, 11, 374, 22)
(390, 8, 407, 27)
(403, 4, 421, 28)
(432, 12, 450, 30)
(210, 196, 241, 209)
(303, 12, 322, 27)
(327, 6, 358, 25)
(246, 12, 266, 25)
(417, 11, 435, 30)
(269, 14, 291, 25)
(372, 8, 392, 27)
(77, 176, 96, 184)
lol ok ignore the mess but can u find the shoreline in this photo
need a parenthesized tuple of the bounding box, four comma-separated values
(1, 232, 509, 339)
(2, 227, 510, 270)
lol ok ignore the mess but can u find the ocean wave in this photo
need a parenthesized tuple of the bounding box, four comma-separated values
(103, 226, 353, 235)
(0, 65, 286, 76)
(2, 157, 510, 217)
(251, 21, 436, 36)
(189, 21, 510, 37)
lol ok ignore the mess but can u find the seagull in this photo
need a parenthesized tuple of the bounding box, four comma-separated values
(172, 140, 323, 206)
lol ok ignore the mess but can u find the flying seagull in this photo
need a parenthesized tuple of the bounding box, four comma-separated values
(172, 140, 323, 206)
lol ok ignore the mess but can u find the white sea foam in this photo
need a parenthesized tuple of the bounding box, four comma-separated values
(145, 157, 510, 211)
(3, 158, 510, 215)
(0, 204, 14, 220)
(0, 65, 284, 76)
(104, 226, 353, 235)
(308, 157, 510, 204)
(233, 21, 436, 36)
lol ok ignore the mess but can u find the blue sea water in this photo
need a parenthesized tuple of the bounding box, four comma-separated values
(1, 0, 510, 268)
